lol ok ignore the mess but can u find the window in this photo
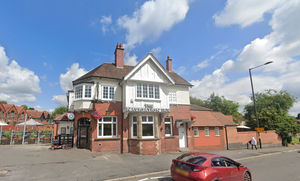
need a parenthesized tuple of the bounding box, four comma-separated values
(193, 127, 199, 137)
(21, 113, 24, 119)
(102, 86, 115, 100)
(169, 91, 177, 104)
(98, 116, 117, 137)
(70, 127, 74, 134)
(85, 85, 92, 98)
(75, 85, 83, 99)
(137, 84, 142, 98)
(132, 116, 137, 138)
(61, 127, 66, 135)
(205, 127, 210, 136)
(165, 117, 172, 136)
(136, 84, 160, 99)
(211, 158, 226, 167)
(142, 116, 154, 138)
(215, 127, 220, 136)
(10, 111, 14, 119)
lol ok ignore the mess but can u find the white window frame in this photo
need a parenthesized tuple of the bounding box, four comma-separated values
(84, 85, 92, 98)
(97, 116, 117, 138)
(169, 91, 177, 104)
(75, 85, 83, 99)
(102, 85, 115, 100)
(142, 115, 155, 138)
(193, 127, 199, 137)
(164, 117, 173, 137)
(215, 127, 220, 136)
(131, 116, 138, 138)
(136, 83, 160, 100)
(205, 127, 210, 136)
(75, 84, 93, 100)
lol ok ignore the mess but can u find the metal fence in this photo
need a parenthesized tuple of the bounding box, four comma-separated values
(0, 130, 53, 145)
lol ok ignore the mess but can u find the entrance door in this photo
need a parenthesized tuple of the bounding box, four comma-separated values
(77, 118, 90, 149)
(179, 124, 186, 148)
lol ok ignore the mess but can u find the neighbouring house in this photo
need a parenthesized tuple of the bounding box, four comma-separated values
(53, 113, 74, 137)
(297, 113, 300, 125)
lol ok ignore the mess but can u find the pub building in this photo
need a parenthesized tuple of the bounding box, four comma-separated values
(68, 43, 197, 154)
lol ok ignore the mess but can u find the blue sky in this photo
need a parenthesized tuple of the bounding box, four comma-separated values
(0, 0, 299, 116)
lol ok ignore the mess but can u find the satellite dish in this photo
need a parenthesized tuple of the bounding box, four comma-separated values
(67, 113, 75, 120)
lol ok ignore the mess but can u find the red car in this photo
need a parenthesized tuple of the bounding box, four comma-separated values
(171, 152, 251, 181)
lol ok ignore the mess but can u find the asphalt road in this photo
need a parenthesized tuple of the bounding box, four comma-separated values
(123, 148, 300, 181)
(1, 145, 300, 181)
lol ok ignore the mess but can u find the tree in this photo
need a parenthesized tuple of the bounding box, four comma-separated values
(21, 105, 29, 110)
(244, 89, 300, 146)
(190, 97, 206, 107)
(190, 94, 242, 122)
(51, 106, 68, 119)
(0, 100, 7, 104)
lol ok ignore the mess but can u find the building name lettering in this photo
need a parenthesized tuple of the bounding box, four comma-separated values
(125, 107, 170, 113)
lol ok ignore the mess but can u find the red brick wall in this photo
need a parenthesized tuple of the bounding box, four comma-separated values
(192, 127, 225, 150)
(140, 140, 159, 155)
(161, 137, 179, 152)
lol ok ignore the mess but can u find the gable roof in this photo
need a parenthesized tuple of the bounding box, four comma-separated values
(73, 54, 191, 86)
(2, 104, 15, 113)
(191, 110, 236, 127)
(15, 106, 25, 114)
(0, 104, 5, 112)
(26, 110, 43, 119)
(123, 53, 175, 84)
(54, 113, 68, 121)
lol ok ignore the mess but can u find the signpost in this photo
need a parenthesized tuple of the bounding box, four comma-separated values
(255, 128, 265, 133)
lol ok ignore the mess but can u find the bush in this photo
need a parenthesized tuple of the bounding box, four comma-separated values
(291, 137, 300, 145)
(4, 131, 11, 139)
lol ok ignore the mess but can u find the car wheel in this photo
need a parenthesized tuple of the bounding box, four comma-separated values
(243, 172, 251, 181)
(212, 178, 219, 181)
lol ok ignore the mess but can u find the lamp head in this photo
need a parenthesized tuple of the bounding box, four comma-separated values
(264, 61, 273, 65)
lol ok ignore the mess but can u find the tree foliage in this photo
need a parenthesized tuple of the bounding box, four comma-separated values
(0, 100, 7, 104)
(244, 89, 300, 145)
(190, 93, 242, 122)
(51, 106, 68, 119)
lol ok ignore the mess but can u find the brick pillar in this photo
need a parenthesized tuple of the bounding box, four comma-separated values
(155, 114, 159, 139)
(137, 115, 142, 139)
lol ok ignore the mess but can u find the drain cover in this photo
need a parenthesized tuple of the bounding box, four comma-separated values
(0, 169, 8, 176)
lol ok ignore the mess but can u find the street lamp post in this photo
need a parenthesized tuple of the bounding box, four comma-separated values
(249, 61, 273, 149)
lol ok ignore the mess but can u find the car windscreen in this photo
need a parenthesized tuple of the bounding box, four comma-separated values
(176, 154, 207, 165)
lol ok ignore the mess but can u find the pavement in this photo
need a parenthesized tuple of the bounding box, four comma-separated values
(0, 144, 300, 181)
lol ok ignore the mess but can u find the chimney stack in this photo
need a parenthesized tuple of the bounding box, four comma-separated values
(115, 43, 124, 68)
(166, 56, 172, 72)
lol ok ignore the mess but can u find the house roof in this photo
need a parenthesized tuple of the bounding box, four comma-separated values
(190, 104, 212, 111)
(74, 60, 192, 86)
(15, 106, 25, 114)
(26, 110, 43, 119)
(2, 104, 15, 113)
(53, 113, 68, 121)
(191, 110, 236, 127)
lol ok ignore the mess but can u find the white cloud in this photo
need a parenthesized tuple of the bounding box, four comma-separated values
(192, 0, 300, 116)
(118, 0, 191, 65)
(59, 63, 87, 93)
(175, 66, 186, 76)
(0, 46, 41, 103)
(52, 63, 87, 106)
(52, 95, 67, 106)
(151, 47, 161, 56)
(100, 16, 112, 33)
(213, 0, 283, 28)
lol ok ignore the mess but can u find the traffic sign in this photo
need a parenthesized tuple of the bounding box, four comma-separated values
(255, 128, 264, 132)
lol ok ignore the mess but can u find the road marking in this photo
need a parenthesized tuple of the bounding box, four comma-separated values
(138, 176, 167, 181)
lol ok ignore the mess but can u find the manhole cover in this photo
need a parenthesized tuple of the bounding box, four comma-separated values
(0, 169, 8, 176)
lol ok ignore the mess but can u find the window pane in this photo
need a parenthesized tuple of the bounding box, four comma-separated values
(165, 124, 171, 135)
(103, 117, 111, 122)
(113, 117, 117, 122)
(142, 116, 147, 122)
(215, 127, 220, 136)
(137, 84, 142, 97)
(149, 84, 154, 98)
(143, 84, 148, 98)
(133, 123, 137, 137)
(165, 117, 171, 122)
(103, 86, 108, 99)
(193, 127, 199, 136)
(109, 87, 115, 99)
(132, 116, 137, 123)
(75, 86, 83, 99)
(205, 127, 209, 136)
(142, 124, 153, 136)
(148, 116, 153, 122)
(85, 85, 92, 98)
(104, 124, 112, 136)
(154, 85, 159, 99)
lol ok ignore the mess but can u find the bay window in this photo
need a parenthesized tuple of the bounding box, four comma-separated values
(75, 85, 83, 99)
(84, 85, 92, 98)
(132, 116, 137, 138)
(75, 84, 93, 99)
(98, 116, 117, 137)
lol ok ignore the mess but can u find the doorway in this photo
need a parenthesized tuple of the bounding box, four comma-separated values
(179, 123, 187, 148)
(77, 118, 90, 149)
